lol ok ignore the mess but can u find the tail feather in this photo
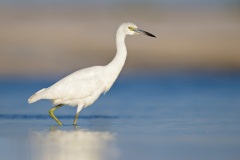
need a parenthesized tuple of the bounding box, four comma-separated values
(28, 88, 46, 103)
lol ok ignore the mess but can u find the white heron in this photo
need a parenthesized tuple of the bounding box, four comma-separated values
(28, 22, 156, 125)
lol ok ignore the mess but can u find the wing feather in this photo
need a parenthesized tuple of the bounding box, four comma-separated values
(43, 67, 103, 100)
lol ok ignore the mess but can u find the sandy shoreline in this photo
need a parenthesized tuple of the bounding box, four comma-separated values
(0, 4, 240, 76)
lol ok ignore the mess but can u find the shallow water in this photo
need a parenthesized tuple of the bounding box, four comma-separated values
(0, 72, 240, 160)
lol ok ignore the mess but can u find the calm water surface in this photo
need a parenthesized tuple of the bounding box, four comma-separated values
(0, 72, 240, 160)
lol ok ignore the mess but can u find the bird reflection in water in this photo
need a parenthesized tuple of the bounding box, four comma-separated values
(30, 126, 118, 160)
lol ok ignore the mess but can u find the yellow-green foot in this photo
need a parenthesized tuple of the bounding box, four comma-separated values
(49, 105, 63, 125)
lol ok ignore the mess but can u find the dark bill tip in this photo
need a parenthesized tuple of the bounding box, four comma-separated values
(138, 29, 156, 38)
(144, 31, 156, 38)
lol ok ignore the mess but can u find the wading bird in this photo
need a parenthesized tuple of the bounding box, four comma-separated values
(28, 22, 156, 125)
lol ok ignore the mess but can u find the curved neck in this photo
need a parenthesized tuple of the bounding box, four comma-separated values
(106, 29, 127, 73)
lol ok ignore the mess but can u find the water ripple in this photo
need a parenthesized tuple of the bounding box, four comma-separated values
(0, 114, 124, 120)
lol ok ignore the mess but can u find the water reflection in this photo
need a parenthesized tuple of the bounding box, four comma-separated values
(30, 126, 118, 160)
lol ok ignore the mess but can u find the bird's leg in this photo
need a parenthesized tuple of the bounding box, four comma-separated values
(49, 104, 63, 125)
(73, 113, 79, 125)
(73, 105, 83, 125)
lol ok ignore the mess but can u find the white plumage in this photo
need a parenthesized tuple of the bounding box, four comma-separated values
(28, 22, 155, 125)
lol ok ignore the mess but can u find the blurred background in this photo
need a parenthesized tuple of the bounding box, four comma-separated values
(1, 1, 240, 160)
(0, 0, 239, 77)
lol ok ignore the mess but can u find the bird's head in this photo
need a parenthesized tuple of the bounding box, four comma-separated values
(119, 22, 156, 38)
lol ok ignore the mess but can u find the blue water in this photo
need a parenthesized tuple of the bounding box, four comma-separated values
(0, 72, 240, 160)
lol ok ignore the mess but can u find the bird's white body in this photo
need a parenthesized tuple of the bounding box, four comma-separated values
(28, 22, 155, 125)
(29, 23, 129, 112)
(40, 66, 107, 107)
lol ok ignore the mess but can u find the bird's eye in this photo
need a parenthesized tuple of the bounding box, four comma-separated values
(128, 26, 134, 31)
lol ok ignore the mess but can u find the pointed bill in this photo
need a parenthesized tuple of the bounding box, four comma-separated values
(135, 28, 156, 38)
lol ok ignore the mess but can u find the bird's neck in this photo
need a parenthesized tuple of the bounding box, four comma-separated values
(106, 29, 127, 75)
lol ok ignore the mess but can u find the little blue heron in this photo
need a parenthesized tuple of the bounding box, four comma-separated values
(28, 22, 156, 125)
